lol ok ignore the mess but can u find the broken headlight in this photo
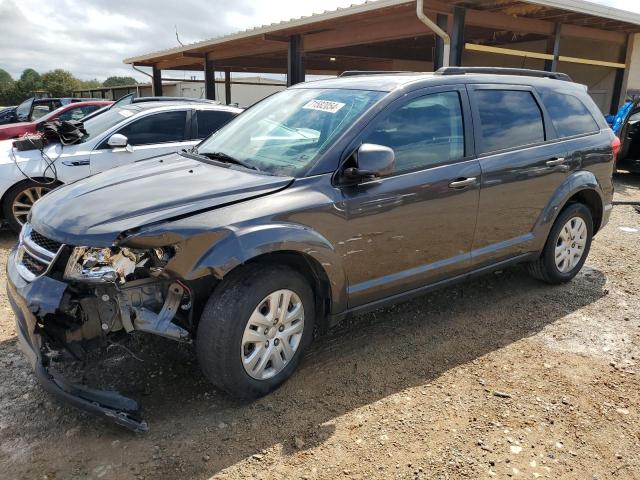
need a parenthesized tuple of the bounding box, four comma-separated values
(63, 247, 173, 284)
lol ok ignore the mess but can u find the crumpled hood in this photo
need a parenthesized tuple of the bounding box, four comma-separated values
(31, 153, 293, 246)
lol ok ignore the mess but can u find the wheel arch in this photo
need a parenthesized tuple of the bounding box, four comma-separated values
(564, 188, 603, 233)
(181, 223, 349, 323)
(534, 170, 605, 248)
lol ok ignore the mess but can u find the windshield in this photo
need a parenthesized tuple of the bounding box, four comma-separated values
(197, 88, 385, 176)
(80, 106, 135, 143)
(36, 104, 69, 124)
(15, 97, 34, 122)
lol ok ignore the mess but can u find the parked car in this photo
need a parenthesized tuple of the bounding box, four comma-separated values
(0, 101, 242, 231)
(613, 98, 640, 172)
(0, 97, 105, 126)
(6, 67, 615, 431)
(0, 100, 112, 140)
(0, 106, 17, 124)
(80, 94, 224, 123)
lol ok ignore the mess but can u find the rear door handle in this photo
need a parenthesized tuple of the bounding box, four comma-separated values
(448, 177, 477, 189)
(546, 157, 566, 167)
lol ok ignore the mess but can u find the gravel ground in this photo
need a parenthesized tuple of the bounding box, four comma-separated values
(1, 174, 640, 480)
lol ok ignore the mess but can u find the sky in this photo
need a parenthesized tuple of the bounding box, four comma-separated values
(0, 0, 639, 82)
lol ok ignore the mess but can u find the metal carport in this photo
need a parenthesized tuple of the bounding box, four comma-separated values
(123, 0, 640, 113)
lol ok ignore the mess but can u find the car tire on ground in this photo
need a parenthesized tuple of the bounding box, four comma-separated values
(527, 202, 593, 284)
(196, 264, 315, 399)
(2, 180, 60, 233)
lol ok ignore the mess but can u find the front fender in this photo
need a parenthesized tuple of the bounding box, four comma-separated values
(176, 223, 348, 314)
(532, 170, 605, 249)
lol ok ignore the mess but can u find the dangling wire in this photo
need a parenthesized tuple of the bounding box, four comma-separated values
(10, 141, 61, 186)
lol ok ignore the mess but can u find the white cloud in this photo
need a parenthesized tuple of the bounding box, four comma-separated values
(0, 0, 638, 82)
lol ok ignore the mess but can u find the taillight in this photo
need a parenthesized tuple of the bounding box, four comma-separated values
(612, 136, 621, 161)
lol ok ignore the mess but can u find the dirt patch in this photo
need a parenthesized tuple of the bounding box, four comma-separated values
(1, 174, 639, 479)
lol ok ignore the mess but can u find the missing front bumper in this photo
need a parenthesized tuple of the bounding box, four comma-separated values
(6, 248, 149, 433)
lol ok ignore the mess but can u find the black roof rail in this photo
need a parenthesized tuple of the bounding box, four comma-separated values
(339, 70, 413, 77)
(435, 67, 573, 82)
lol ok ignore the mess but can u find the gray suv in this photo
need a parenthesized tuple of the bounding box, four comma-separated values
(7, 67, 616, 431)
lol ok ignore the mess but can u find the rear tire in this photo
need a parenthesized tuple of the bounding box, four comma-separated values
(196, 264, 315, 399)
(2, 180, 60, 233)
(527, 203, 593, 284)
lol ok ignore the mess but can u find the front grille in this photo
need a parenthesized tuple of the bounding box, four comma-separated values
(21, 251, 49, 276)
(15, 223, 65, 282)
(29, 229, 62, 252)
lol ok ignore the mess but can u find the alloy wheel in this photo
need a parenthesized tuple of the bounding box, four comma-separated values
(554, 216, 587, 273)
(12, 186, 52, 226)
(241, 289, 305, 380)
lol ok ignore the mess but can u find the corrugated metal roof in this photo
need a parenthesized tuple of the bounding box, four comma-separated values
(124, 0, 640, 65)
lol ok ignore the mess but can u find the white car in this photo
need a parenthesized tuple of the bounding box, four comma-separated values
(0, 101, 242, 231)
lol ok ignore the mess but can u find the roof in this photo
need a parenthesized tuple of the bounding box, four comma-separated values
(118, 101, 242, 113)
(124, 0, 640, 66)
(296, 70, 589, 93)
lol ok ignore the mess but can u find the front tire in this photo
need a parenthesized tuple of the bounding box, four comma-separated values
(196, 264, 315, 399)
(527, 203, 593, 284)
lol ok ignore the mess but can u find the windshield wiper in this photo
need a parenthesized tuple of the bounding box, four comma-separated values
(200, 151, 260, 171)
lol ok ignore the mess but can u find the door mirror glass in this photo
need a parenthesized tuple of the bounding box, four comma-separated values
(343, 143, 395, 183)
(107, 133, 129, 148)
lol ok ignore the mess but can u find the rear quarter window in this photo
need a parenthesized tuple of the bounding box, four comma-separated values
(540, 91, 600, 138)
(474, 90, 545, 154)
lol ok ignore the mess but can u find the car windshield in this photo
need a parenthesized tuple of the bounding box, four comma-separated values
(80, 106, 136, 143)
(36, 105, 70, 124)
(196, 88, 385, 176)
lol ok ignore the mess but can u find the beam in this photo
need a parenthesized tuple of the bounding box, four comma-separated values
(465, 42, 626, 68)
(152, 65, 162, 96)
(465, 43, 553, 60)
(434, 13, 448, 70)
(610, 68, 626, 115)
(450, 6, 465, 66)
(204, 58, 216, 101)
(288, 34, 305, 86)
(544, 23, 562, 72)
(225, 69, 232, 105)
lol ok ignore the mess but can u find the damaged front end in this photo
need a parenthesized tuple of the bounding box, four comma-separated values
(6, 224, 195, 432)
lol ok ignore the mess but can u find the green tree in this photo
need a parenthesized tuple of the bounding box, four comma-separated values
(40, 69, 79, 97)
(103, 76, 138, 87)
(0, 69, 16, 106)
(15, 68, 42, 100)
(77, 78, 101, 90)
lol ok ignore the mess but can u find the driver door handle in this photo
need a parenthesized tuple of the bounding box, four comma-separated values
(546, 157, 566, 167)
(449, 177, 477, 189)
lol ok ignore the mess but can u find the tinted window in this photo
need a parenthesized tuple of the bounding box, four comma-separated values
(196, 110, 236, 138)
(540, 92, 599, 137)
(117, 111, 187, 146)
(363, 91, 465, 173)
(475, 90, 545, 153)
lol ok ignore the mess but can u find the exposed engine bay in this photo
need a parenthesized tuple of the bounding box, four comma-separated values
(43, 245, 192, 348)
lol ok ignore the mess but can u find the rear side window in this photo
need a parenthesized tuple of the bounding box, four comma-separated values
(117, 111, 187, 146)
(475, 90, 545, 153)
(196, 110, 236, 138)
(540, 92, 599, 138)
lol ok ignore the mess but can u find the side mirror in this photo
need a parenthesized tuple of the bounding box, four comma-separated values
(107, 133, 129, 149)
(342, 143, 395, 184)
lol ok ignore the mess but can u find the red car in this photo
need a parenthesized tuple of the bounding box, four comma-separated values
(0, 100, 112, 140)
